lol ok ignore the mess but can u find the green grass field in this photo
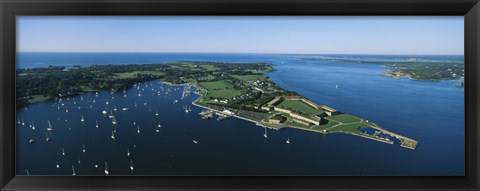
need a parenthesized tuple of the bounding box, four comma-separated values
(277, 100, 321, 115)
(27, 95, 50, 103)
(327, 123, 365, 134)
(326, 114, 361, 123)
(199, 80, 243, 100)
(232, 74, 266, 82)
(311, 120, 340, 131)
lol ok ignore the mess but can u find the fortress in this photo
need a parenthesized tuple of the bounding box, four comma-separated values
(262, 96, 338, 126)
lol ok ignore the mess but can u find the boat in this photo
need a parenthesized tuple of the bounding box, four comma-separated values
(111, 131, 115, 140)
(17, 118, 20, 124)
(80, 115, 84, 122)
(137, 125, 140, 134)
(62, 148, 66, 156)
(130, 160, 134, 171)
(65, 109, 69, 113)
(127, 148, 130, 157)
(82, 144, 86, 153)
(102, 110, 108, 115)
(104, 162, 109, 175)
(45, 133, 50, 142)
(193, 140, 198, 144)
(134, 102, 137, 107)
(114, 106, 117, 112)
(26, 169, 30, 175)
(21, 118, 25, 126)
(112, 116, 117, 125)
(155, 111, 159, 116)
(29, 139, 34, 143)
(109, 110, 114, 119)
(263, 128, 268, 138)
(77, 155, 81, 164)
(31, 122, 35, 130)
(47, 120, 53, 132)
(72, 165, 76, 176)
(106, 101, 109, 105)
(286, 137, 290, 144)
(122, 107, 129, 111)
(95, 121, 99, 128)
(56, 161, 60, 168)
(144, 102, 147, 106)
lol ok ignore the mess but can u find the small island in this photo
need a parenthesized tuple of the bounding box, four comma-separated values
(16, 61, 418, 150)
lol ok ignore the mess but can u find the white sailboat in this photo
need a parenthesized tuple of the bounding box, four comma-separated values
(31, 122, 36, 130)
(111, 131, 116, 140)
(82, 144, 86, 153)
(62, 148, 66, 156)
(193, 140, 198, 144)
(77, 155, 81, 164)
(29, 139, 35, 143)
(137, 125, 140, 134)
(102, 110, 108, 115)
(130, 160, 134, 171)
(122, 107, 129, 111)
(47, 120, 53, 132)
(155, 111, 159, 116)
(114, 106, 117, 112)
(127, 148, 130, 157)
(263, 128, 268, 138)
(26, 169, 30, 175)
(112, 116, 117, 125)
(72, 165, 76, 176)
(80, 115, 84, 122)
(95, 120, 99, 128)
(104, 162, 109, 175)
(286, 137, 290, 144)
(56, 161, 60, 168)
(21, 118, 25, 126)
(109, 110, 114, 119)
(45, 133, 50, 142)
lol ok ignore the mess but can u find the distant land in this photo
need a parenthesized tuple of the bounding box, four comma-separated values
(16, 61, 418, 149)
(300, 57, 464, 81)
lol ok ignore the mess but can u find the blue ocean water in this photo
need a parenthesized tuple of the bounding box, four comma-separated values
(16, 53, 464, 176)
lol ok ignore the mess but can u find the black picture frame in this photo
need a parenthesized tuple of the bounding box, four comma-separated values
(1, 0, 479, 190)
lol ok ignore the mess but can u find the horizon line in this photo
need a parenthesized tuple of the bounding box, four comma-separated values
(17, 51, 465, 56)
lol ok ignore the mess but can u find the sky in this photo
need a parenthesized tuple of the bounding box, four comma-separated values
(17, 16, 464, 55)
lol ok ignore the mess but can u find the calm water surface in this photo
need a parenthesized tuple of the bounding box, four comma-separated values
(16, 53, 464, 175)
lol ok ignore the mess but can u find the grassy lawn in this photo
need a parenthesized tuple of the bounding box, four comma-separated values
(311, 120, 340, 131)
(232, 74, 266, 82)
(199, 80, 243, 99)
(327, 123, 365, 135)
(277, 100, 321, 115)
(326, 114, 362, 123)
(27, 95, 50, 103)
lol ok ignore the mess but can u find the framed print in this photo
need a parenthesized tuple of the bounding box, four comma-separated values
(1, 0, 479, 190)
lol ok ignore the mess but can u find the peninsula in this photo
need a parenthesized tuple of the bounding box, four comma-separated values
(16, 61, 418, 150)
